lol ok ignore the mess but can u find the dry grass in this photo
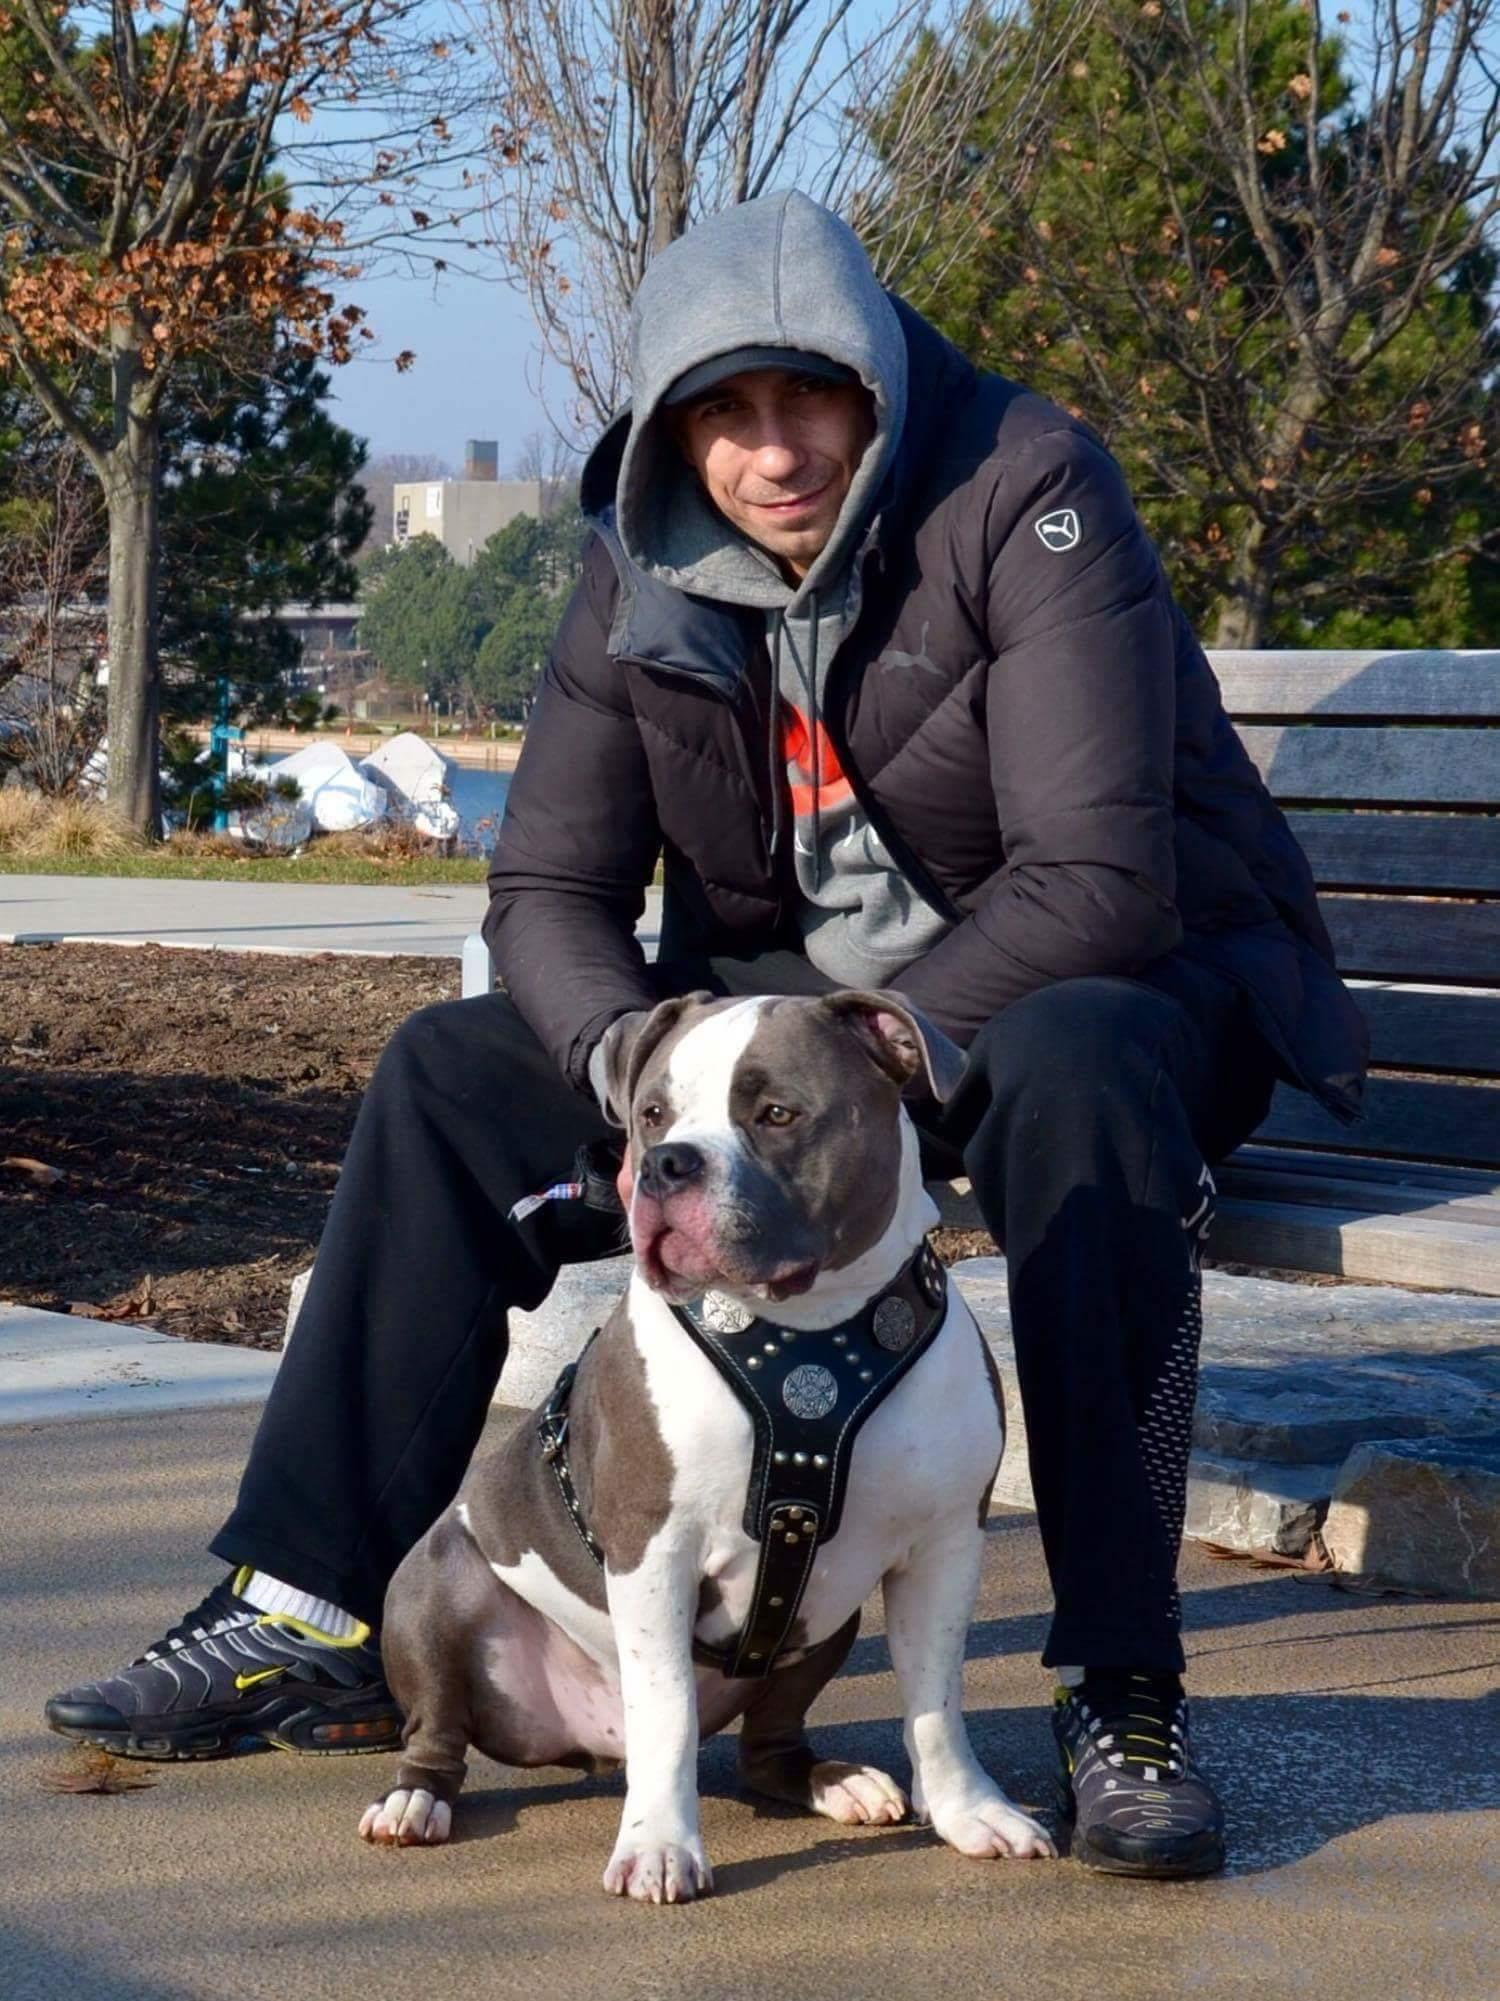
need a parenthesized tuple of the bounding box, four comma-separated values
(0, 790, 145, 859)
(315, 815, 440, 864)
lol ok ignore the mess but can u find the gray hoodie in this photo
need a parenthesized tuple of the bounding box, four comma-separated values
(615, 192, 953, 986)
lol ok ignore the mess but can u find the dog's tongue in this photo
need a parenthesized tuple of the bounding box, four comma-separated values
(766, 1262, 818, 1301)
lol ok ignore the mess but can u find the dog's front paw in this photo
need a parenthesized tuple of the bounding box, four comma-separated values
(359, 1787, 452, 1847)
(808, 1760, 908, 1827)
(602, 1831, 713, 1904)
(930, 1790, 1056, 1861)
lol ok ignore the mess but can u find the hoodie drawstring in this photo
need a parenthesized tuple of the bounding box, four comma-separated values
(806, 592, 820, 889)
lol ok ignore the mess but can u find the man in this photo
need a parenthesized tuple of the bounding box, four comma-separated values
(48, 193, 1365, 1878)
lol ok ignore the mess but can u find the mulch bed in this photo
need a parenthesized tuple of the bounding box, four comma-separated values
(2, 941, 1009, 1347)
(2, 943, 458, 1344)
(6, 940, 1329, 1348)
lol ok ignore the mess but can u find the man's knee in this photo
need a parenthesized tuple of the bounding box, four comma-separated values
(967, 977, 1183, 1104)
(378, 992, 541, 1101)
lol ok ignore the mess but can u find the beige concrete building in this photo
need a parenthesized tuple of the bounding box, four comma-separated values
(392, 443, 552, 565)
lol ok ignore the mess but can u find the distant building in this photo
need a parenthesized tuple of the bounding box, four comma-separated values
(271, 602, 365, 692)
(392, 440, 553, 565)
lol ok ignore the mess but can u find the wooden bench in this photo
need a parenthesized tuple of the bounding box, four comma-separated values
(465, 648, 1500, 1296)
(1203, 648, 1500, 1296)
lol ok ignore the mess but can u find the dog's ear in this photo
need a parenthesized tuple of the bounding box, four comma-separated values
(594, 992, 716, 1126)
(819, 990, 967, 1103)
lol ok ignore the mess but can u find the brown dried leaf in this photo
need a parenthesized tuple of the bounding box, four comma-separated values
(2, 1155, 63, 1186)
(40, 1747, 158, 1795)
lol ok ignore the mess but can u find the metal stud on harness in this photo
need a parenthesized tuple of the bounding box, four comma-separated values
(537, 1240, 949, 1679)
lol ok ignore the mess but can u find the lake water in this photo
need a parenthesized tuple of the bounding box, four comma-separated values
(449, 766, 512, 839)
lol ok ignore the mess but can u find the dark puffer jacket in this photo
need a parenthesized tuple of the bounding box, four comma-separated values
(485, 297, 1367, 1118)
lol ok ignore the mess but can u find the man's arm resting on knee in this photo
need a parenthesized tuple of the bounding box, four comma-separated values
(897, 430, 1182, 1046)
(484, 542, 662, 1090)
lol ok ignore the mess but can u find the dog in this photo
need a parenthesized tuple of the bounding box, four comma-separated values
(359, 989, 1055, 1899)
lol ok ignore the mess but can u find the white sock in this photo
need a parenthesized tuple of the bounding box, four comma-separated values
(1055, 1664, 1087, 1689)
(240, 1569, 361, 1639)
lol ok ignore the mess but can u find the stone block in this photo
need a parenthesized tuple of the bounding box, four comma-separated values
(951, 1255, 1500, 1466)
(1322, 1437, 1500, 1598)
(950, 1253, 1500, 1549)
(496, 1257, 635, 1411)
(1184, 1453, 1335, 1556)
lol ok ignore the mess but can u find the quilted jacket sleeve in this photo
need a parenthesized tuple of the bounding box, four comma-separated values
(483, 539, 662, 1090)
(896, 428, 1183, 1044)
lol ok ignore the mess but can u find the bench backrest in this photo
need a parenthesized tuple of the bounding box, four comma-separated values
(1209, 650, 1500, 1172)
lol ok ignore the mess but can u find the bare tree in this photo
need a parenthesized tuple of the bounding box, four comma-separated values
(0, 443, 109, 794)
(470, 0, 1098, 429)
(509, 427, 580, 512)
(0, 1, 486, 833)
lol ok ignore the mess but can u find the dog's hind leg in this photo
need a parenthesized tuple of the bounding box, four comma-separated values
(736, 1614, 908, 1827)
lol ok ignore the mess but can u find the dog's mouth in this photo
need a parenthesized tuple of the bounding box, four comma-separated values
(639, 1227, 819, 1306)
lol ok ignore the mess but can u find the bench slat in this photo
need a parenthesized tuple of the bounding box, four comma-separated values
(1211, 1197, 1500, 1292)
(1216, 1160, 1500, 1225)
(1211, 649, 1500, 720)
(1228, 1145, 1500, 1196)
(1320, 896, 1500, 983)
(1286, 811, 1500, 894)
(1352, 982, 1500, 1076)
(1239, 726, 1500, 805)
(1256, 1077, 1500, 1169)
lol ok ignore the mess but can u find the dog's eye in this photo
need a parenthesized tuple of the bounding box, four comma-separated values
(639, 1102, 666, 1129)
(758, 1102, 798, 1127)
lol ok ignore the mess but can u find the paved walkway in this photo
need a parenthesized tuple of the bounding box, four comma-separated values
(5, 1400, 1496, 2001)
(0, 874, 664, 959)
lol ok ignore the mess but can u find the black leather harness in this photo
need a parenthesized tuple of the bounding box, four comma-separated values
(538, 1240, 949, 1679)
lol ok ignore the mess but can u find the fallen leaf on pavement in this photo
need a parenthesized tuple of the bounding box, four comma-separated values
(40, 1748, 158, 1796)
(3, 1155, 64, 1186)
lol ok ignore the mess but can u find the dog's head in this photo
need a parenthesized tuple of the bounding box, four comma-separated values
(596, 990, 963, 1304)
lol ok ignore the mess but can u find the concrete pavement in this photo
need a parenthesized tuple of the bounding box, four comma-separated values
(0, 1303, 278, 1424)
(4, 1400, 1497, 2001)
(0, 873, 664, 959)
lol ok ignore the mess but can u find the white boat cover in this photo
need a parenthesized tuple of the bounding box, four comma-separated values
(271, 741, 386, 832)
(359, 731, 460, 841)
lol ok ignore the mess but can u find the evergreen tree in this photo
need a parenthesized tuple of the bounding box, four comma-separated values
(158, 344, 371, 723)
(873, 1, 1497, 645)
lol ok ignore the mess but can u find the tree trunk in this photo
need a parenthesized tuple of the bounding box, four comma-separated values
(103, 415, 163, 837)
(1211, 515, 1278, 649)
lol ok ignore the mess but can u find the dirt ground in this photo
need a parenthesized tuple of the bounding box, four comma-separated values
(1, 941, 1002, 1344)
(1, 943, 460, 1343)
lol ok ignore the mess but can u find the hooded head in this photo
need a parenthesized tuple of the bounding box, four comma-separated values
(608, 192, 909, 613)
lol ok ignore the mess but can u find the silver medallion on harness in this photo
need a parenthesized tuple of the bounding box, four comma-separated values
(782, 1364, 839, 1420)
(872, 1297, 917, 1352)
(701, 1291, 755, 1334)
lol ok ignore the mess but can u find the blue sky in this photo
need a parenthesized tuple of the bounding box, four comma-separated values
(319, 266, 568, 472)
(311, 0, 898, 470)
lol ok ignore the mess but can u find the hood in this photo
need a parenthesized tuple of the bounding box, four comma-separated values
(581, 191, 909, 615)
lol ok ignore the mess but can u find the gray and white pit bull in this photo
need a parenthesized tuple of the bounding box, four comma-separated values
(359, 989, 1055, 1899)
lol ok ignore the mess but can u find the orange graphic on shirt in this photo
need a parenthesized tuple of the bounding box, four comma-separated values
(781, 701, 855, 819)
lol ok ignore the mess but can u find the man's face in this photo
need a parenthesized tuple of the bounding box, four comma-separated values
(667, 367, 876, 581)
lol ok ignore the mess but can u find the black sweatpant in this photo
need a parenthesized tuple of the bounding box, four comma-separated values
(212, 951, 1274, 1673)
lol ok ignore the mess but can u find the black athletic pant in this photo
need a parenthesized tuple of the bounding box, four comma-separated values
(212, 950, 1275, 1673)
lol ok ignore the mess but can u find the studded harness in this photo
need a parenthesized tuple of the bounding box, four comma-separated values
(538, 1240, 949, 1678)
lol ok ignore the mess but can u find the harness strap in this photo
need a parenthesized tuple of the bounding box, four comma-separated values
(536, 1242, 949, 1680)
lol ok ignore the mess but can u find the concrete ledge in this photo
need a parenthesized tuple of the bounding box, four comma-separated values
(491, 1252, 1500, 1574)
(0, 1303, 279, 1425)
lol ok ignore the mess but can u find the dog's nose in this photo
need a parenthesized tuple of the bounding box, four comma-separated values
(638, 1142, 704, 1197)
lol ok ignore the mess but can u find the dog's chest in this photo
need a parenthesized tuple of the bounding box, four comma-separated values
(635, 1285, 1002, 1652)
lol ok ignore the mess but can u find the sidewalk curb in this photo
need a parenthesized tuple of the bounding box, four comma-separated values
(0, 1303, 280, 1426)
